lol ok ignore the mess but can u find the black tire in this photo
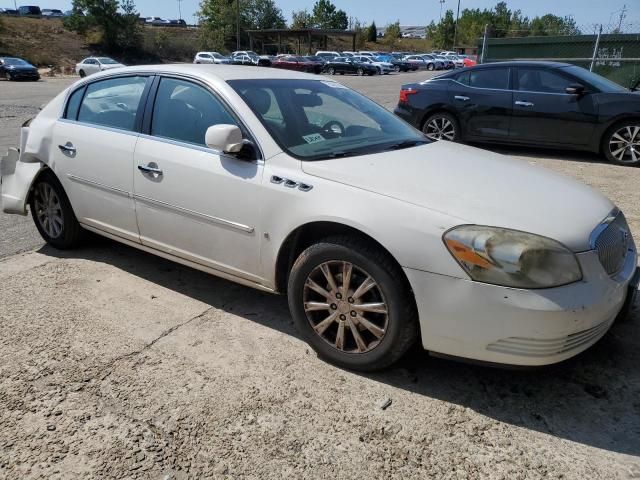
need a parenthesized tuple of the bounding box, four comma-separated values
(5, 72, 12, 81)
(427, 63, 435, 71)
(287, 236, 419, 372)
(327, 67, 335, 75)
(79, 70, 86, 78)
(29, 170, 85, 249)
(602, 120, 640, 166)
(394, 65, 400, 73)
(357, 67, 364, 76)
(422, 111, 460, 142)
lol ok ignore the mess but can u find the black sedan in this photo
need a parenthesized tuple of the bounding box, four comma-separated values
(324, 57, 378, 76)
(0, 57, 40, 81)
(395, 61, 640, 166)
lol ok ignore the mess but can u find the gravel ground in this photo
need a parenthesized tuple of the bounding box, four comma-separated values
(1, 71, 639, 479)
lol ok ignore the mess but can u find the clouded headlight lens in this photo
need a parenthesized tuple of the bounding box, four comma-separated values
(443, 226, 582, 289)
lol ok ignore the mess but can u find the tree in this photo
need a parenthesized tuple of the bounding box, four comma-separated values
(311, 0, 348, 29)
(198, 0, 237, 51)
(385, 21, 401, 39)
(426, 10, 455, 49)
(367, 21, 377, 42)
(118, 0, 142, 52)
(291, 9, 312, 29)
(243, 0, 286, 30)
(529, 14, 581, 36)
(69, 0, 121, 51)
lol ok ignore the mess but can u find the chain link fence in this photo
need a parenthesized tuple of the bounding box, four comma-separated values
(478, 22, 640, 89)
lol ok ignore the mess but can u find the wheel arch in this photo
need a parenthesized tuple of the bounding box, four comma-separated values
(274, 221, 416, 307)
(599, 115, 640, 151)
(420, 107, 463, 137)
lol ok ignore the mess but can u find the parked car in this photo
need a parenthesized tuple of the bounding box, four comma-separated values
(395, 61, 640, 166)
(194, 52, 231, 64)
(304, 55, 327, 66)
(168, 19, 187, 27)
(352, 55, 394, 75)
(273, 55, 323, 74)
(324, 57, 378, 76)
(435, 55, 455, 70)
(458, 55, 477, 68)
(2, 65, 637, 371)
(0, 57, 40, 81)
(75, 57, 125, 77)
(18, 5, 41, 16)
(231, 51, 271, 67)
(420, 54, 444, 70)
(0, 8, 19, 15)
(377, 54, 416, 72)
(404, 55, 429, 70)
(42, 8, 64, 18)
(315, 51, 340, 60)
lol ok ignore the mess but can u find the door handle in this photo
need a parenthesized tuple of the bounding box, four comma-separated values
(454, 95, 470, 101)
(138, 164, 163, 176)
(515, 101, 535, 107)
(58, 142, 76, 154)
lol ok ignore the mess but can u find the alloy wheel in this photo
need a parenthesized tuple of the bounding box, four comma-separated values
(303, 260, 389, 354)
(33, 182, 64, 238)
(328, 67, 335, 75)
(357, 68, 364, 76)
(608, 125, 640, 164)
(424, 116, 456, 141)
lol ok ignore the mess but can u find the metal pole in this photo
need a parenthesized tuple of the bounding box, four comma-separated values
(13, 0, 18, 10)
(236, 0, 241, 50)
(177, 0, 183, 21)
(452, 0, 461, 51)
(480, 24, 488, 64)
(590, 24, 602, 72)
(439, 0, 445, 21)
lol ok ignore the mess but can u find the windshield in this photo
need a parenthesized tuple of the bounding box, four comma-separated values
(212, 53, 225, 59)
(4, 58, 30, 66)
(98, 58, 119, 64)
(229, 79, 427, 161)
(561, 65, 628, 92)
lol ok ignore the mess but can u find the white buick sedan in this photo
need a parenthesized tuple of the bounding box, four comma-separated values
(1, 65, 638, 371)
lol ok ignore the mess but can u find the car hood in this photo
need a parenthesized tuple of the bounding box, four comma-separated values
(6, 65, 37, 71)
(101, 64, 124, 69)
(301, 142, 613, 251)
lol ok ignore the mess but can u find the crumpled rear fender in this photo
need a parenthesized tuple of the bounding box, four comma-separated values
(1, 127, 44, 216)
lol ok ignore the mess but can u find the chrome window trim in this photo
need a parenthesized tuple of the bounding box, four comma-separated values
(133, 194, 255, 234)
(59, 118, 141, 138)
(137, 133, 264, 165)
(589, 207, 621, 250)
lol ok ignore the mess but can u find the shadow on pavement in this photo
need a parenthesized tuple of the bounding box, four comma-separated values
(38, 238, 640, 457)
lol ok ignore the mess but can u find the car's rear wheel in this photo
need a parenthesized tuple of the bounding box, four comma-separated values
(394, 65, 400, 73)
(79, 70, 86, 78)
(423, 112, 459, 142)
(327, 67, 335, 75)
(603, 121, 640, 166)
(357, 67, 364, 76)
(29, 170, 85, 249)
(427, 63, 435, 71)
(287, 236, 419, 372)
(5, 72, 12, 81)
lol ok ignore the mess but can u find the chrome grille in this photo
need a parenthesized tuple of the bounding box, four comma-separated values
(594, 212, 631, 276)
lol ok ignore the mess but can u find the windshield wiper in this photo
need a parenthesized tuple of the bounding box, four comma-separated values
(386, 139, 429, 151)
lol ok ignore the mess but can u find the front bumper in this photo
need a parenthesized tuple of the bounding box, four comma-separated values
(7, 70, 40, 80)
(404, 247, 638, 366)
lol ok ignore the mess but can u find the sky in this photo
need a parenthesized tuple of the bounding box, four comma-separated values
(1, 0, 636, 29)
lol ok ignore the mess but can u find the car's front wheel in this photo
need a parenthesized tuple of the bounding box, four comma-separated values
(5, 72, 12, 81)
(357, 67, 364, 76)
(423, 112, 460, 142)
(78, 70, 86, 78)
(603, 121, 640, 166)
(29, 170, 85, 249)
(427, 63, 435, 71)
(327, 67, 335, 75)
(287, 236, 419, 372)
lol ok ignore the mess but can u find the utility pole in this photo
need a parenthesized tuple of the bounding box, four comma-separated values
(452, 0, 461, 51)
(236, 0, 241, 50)
(439, 0, 445, 21)
(177, 0, 183, 21)
(617, 4, 627, 32)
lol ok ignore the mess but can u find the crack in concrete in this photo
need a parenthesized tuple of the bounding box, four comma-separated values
(99, 306, 214, 382)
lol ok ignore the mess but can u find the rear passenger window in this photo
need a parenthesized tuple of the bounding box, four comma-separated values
(455, 71, 470, 85)
(64, 86, 85, 120)
(151, 78, 237, 146)
(469, 68, 509, 90)
(77, 76, 148, 131)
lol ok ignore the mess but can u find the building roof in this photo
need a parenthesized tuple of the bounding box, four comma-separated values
(246, 28, 355, 36)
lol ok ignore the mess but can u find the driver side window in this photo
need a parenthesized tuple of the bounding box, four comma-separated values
(297, 89, 380, 132)
(151, 78, 238, 146)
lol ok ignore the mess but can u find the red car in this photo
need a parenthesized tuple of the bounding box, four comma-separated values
(272, 55, 322, 74)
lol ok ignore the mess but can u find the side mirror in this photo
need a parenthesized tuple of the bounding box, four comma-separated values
(205, 124, 243, 154)
(566, 83, 585, 95)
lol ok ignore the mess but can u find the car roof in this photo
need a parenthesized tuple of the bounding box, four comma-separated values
(469, 60, 573, 69)
(80, 64, 320, 82)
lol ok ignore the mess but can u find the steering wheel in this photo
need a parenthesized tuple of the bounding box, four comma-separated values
(322, 120, 345, 137)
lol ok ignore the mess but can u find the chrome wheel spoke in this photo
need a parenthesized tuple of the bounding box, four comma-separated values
(352, 276, 376, 300)
(352, 302, 387, 314)
(304, 301, 331, 312)
(306, 278, 332, 299)
(341, 262, 352, 296)
(314, 312, 338, 334)
(335, 320, 345, 350)
(356, 314, 385, 339)
(320, 263, 339, 293)
(347, 317, 367, 352)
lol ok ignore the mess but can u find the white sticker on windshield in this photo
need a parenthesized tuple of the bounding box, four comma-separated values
(321, 81, 348, 89)
(302, 133, 326, 144)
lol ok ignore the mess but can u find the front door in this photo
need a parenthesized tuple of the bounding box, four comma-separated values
(448, 67, 513, 141)
(510, 67, 598, 146)
(51, 75, 151, 242)
(133, 76, 264, 283)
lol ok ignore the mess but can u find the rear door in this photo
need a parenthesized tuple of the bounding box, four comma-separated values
(51, 75, 151, 242)
(510, 66, 598, 146)
(448, 67, 513, 141)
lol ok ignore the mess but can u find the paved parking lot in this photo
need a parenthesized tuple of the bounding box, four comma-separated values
(1, 72, 639, 479)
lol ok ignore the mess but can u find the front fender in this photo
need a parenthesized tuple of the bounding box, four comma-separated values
(1, 128, 44, 216)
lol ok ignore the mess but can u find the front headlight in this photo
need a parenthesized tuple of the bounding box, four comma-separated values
(443, 226, 582, 289)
